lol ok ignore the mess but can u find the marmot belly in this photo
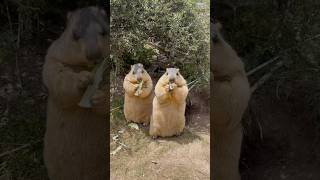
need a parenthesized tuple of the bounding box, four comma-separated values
(150, 98, 186, 137)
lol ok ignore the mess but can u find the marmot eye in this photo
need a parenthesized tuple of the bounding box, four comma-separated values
(100, 30, 106, 36)
(132, 71, 135, 75)
(176, 73, 179, 76)
(166, 72, 168, 75)
(142, 70, 145, 73)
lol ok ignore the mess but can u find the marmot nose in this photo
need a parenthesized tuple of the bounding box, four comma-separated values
(137, 77, 142, 82)
(169, 78, 175, 83)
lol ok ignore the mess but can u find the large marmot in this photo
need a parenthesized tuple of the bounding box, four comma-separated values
(42, 7, 108, 180)
(123, 63, 153, 125)
(149, 68, 189, 138)
(211, 22, 251, 180)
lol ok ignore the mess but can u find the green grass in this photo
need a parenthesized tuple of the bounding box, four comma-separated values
(110, 95, 125, 130)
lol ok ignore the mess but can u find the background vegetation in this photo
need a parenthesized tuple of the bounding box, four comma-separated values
(0, 0, 103, 179)
(214, 0, 320, 133)
(214, 0, 320, 179)
(110, 0, 210, 86)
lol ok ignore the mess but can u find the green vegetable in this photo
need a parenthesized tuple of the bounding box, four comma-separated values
(134, 80, 144, 96)
(78, 59, 107, 108)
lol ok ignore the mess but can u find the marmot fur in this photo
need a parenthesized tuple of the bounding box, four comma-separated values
(42, 7, 108, 180)
(123, 63, 153, 125)
(211, 22, 251, 180)
(150, 68, 189, 138)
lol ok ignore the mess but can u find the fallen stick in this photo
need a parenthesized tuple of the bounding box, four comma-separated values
(0, 139, 42, 158)
(250, 61, 283, 93)
(188, 80, 199, 91)
(247, 56, 280, 76)
(111, 106, 122, 112)
(246, 33, 320, 77)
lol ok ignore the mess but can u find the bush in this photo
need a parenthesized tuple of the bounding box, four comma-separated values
(216, 0, 320, 144)
(111, 0, 210, 85)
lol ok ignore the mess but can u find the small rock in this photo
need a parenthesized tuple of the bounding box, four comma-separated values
(151, 161, 158, 164)
(118, 129, 125, 134)
(128, 123, 139, 130)
(110, 146, 122, 156)
(112, 135, 119, 141)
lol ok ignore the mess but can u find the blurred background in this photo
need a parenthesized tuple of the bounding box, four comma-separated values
(214, 0, 320, 179)
(0, 0, 104, 179)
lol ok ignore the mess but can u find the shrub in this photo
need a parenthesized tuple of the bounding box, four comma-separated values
(111, 0, 210, 85)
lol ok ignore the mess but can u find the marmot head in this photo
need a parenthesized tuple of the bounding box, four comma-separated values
(161, 68, 186, 86)
(211, 22, 222, 44)
(128, 63, 149, 83)
(211, 21, 242, 76)
(66, 6, 107, 64)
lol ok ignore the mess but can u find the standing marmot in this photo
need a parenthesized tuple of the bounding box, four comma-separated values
(211, 22, 251, 180)
(123, 63, 153, 125)
(42, 7, 108, 180)
(149, 68, 189, 138)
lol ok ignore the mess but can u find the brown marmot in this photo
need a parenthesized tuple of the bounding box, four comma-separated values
(123, 63, 153, 125)
(149, 68, 189, 138)
(211, 22, 251, 180)
(42, 7, 108, 180)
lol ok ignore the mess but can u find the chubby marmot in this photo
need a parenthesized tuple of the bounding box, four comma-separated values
(149, 68, 189, 138)
(42, 7, 108, 180)
(123, 63, 153, 125)
(211, 22, 251, 180)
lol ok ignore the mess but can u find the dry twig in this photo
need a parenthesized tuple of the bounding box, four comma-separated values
(0, 139, 42, 158)
(250, 61, 284, 93)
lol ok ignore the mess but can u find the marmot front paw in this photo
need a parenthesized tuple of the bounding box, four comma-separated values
(165, 83, 177, 92)
(91, 90, 107, 107)
(77, 71, 93, 90)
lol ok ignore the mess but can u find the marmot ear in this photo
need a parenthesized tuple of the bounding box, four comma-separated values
(100, 9, 106, 17)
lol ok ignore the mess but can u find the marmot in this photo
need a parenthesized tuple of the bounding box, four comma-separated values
(123, 63, 153, 125)
(42, 7, 108, 180)
(211, 22, 251, 180)
(149, 68, 189, 138)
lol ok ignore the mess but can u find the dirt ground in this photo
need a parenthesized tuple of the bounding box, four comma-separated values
(240, 77, 320, 180)
(110, 83, 210, 180)
(110, 70, 320, 180)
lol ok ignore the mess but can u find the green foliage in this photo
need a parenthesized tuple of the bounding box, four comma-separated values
(217, 0, 320, 71)
(111, 0, 210, 84)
